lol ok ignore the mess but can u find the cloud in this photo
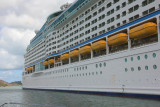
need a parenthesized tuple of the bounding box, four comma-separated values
(0, 0, 75, 82)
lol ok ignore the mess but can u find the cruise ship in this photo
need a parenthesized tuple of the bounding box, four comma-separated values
(23, 0, 160, 99)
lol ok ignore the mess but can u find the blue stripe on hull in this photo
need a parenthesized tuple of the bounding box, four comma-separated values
(23, 88, 160, 100)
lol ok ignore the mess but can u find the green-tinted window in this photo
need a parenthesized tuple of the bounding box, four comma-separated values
(99, 63, 102, 67)
(104, 62, 106, 67)
(144, 55, 148, 59)
(153, 65, 157, 69)
(131, 57, 133, 61)
(100, 71, 102, 74)
(138, 66, 141, 71)
(96, 64, 98, 68)
(125, 68, 128, 72)
(137, 56, 140, 60)
(125, 58, 127, 62)
(152, 53, 156, 58)
(145, 66, 149, 70)
(131, 67, 134, 71)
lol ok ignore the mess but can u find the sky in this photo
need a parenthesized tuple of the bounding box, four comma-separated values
(0, 0, 75, 83)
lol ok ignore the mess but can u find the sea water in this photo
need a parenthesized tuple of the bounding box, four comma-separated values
(0, 86, 160, 107)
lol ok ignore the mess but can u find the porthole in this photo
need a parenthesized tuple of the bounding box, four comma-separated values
(138, 66, 141, 71)
(144, 55, 148, 59)
(152, 53, 156, 58)
(85, 66, 87, 69)
(125, 68, 128, 72)
(104, 62, 106, 67)
(131, 67, 134, 71)
(131, 57, 133, 61)
(153, 65, 157, 69)
(125, 58, 127, 62)
(99, 63, 102, 67)
(100, 71, 102, 74)
(137, 56, 140, 60)
(145, 66, 148, 70)
(96, 64, 98, 68)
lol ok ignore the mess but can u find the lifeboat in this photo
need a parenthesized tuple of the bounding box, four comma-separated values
(30, 67, 33, 71)
(61, 54, 69, 61)
(43, 61, 49, 66)
(69, 50, 79, 58)
(129, 22, 157, 40)
(56, 58, 61, 62)
(26, 68, 29, 72)
(79, 46, 91, 55)
(91, 40, 106, 51)
(107, 33, 128, 46)
(48, 59, 54, 64)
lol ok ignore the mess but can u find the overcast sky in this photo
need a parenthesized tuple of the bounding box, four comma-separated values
(0, 0, 75, 82)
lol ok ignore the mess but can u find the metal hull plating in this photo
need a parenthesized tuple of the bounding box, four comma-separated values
(23, 42, 160, 99)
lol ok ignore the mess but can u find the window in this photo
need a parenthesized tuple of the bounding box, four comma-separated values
(129, 7, 134, 13)
(134, 14, 139, 19)
(145, 66, 148, 70)
(107, 2, 112, 8)
(129, 17, 134, 22)
(134, 5, 139, 11)
(122, 2, 126, 8)
(111, 9, 114, 14)
(107, 11, 111, 16)
(117, 23, 120, 27)
(138, 67, 141, 71)
(143, 10, 148, 16)
(144, 55, 148, 59)
(111, 17, 114, 22)
(123, 20, 127, 24)
(131, 67, 134, 71)
(142, 0, 147, 6)
(128, 0, 136, 4)
(114, 0, 119, 4)
(152, 53, 156, 58)
(137, 56, 140, 60)
(122, 11, 126, 16)
(153, 65, 157, 69)
(116, 5, 120, 11)
(149, 7, 155, 13)
(116, 14, 120, 19)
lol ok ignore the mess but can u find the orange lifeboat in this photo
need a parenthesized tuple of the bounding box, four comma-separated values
(79, 46, 91, 55)
(91, 40, 106, 51)
(43, 61, 49, 66)
(129, 22, 157, 40)
(56, 58, 61, 62)
(48, 59, 54, 64)
(69, 50, 79, 58)
(107, 33, 128, 46)
(61, 54, 69, 61)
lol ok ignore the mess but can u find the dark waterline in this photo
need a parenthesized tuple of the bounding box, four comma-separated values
(0, 87, 160, 107)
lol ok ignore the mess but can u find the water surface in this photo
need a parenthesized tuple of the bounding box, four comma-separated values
(0, 87, 160, 107)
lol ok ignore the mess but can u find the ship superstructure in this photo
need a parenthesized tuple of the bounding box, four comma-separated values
(23, 0, 160, 99)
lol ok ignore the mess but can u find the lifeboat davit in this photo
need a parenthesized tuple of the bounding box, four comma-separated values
(43, 61, 49, 66)
(129, 22, 157, 40)
(69, 50, 79, 58)
(91, 40, 106, 51)
(107, 33, 128, 46)
(61, 54, 69, 61)
(79, 46, 91, 55)
(48, 59, 54, 64)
